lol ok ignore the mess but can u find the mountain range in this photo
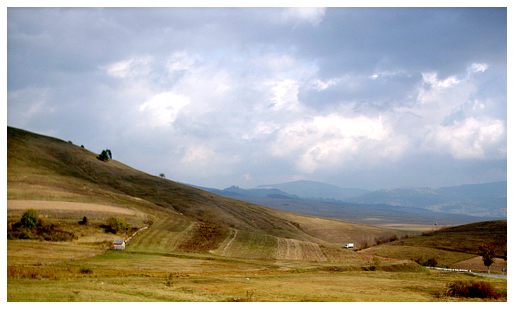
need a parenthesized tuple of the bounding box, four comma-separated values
(203, 179, 506, 224)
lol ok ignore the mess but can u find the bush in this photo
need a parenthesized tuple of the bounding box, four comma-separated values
(445, 280, 500, 299)
(424, 257, 438, 267)
(20, 209, 39, 229)
(143, 216, 155, 227)
(374, 234, 399, 245)
(105, 217, 128, 234)
(78, 216, 88, 225)
(79, 267, 93, 274)
(414, 257, 438, 267)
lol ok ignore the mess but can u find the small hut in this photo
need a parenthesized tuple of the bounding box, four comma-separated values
(112, 239, 126, 250)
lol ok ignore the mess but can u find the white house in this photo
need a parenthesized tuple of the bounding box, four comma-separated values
(343, 243, 354, 249)
(112, 239, 126, 250)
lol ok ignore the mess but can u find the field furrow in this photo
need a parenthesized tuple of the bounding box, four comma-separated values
(276, 238, 327, 262)
(127, 216, 192, 253)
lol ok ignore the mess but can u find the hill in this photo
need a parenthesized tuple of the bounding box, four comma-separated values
(7, 126, 403, 260)
(7, 126, 507, 301)
(361, 220, 507, 271)
(349, 182, 506, 218)
(203, 186, 486, 225)
(258, 180, 369, 200)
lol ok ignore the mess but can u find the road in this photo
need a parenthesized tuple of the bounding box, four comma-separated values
(426, 266, 506, 280)
(469, 272, 507, 280)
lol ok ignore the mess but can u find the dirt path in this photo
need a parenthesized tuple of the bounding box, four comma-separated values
(7, 200, 140, 216)
(125, 226, 148, 243)
(220, 229, 239, 256)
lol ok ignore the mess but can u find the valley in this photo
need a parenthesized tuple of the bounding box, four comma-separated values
(6, 126, 507, 301)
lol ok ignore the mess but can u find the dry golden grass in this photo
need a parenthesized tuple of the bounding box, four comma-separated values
(8, 200, 142, 215)
(274, 210, 405, 248)
(361, 245, 475, 267)
(7, 240, 106, 266)
(452, 257, 507, 273)
(6, 126, 507, 301)
(7, 249, 506, 301)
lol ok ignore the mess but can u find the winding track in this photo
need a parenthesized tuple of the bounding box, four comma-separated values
(221, 229, 239, 256)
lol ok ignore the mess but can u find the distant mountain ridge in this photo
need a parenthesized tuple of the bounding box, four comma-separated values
(205, 185, 296, 199)
(203, 180, 505, 222)
(258, 180, 369, 200)
(202, 186, 493, 225)
(349, 181, 506, 218)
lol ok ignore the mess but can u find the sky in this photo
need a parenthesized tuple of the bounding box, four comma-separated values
(7, 7, 507, 190)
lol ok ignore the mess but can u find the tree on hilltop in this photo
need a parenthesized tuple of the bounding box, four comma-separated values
(97, 149, 112, 161)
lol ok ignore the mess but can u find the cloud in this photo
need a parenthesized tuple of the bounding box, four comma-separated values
(311, 78, 339, 91)
(271, 113, 407, 173)
(470, 62, 489, 73)
(426, 117, 505, 160)
(104, 56, 152, 79)
(421, 72, 460, 90)
(8, 88, 55, 126)
(166, 51, 197, 72)
(7, 8, 506, 188)
(280, 8, 326, 26)
(268, 79, 301, 111)
(139, 92, 190, 128)
(177, 144, 242, 179)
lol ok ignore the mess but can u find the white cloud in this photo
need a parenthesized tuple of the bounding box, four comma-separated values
(426, 117, 505, 160)
(268, 79, 301, 111)
(166, 51, 197, 72)
(422, 72, 460, 90)
(469, 62, 489, 73)
(139, 92, 190, 128)
(368, 70, 407, 80)
(178, 144, 241, 178)
(311, 78, 339, 91)
(271, 113, 406, 173)
(280, 8, 326, 26)
(105, 57, 152, 79)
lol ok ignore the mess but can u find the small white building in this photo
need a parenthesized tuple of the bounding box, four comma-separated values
(343, 243, 354, 249)
(112, 239, 126, 250)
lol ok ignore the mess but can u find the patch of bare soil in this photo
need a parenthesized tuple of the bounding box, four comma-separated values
(177, 221, 229, 252)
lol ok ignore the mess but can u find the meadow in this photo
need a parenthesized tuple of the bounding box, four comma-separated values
(8, 239, 507, 302)
(6, 126, 507, 301)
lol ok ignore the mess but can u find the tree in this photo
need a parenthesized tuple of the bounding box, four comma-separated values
(478, 244, 496, 274)
(20, 209, 39, 229)
(97, 149, 113, 161)
(159, 173, 166, 178)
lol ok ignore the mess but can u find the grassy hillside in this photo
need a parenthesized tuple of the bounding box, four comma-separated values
(396, 220, 506, 255)
(7, 126, 507, 301)
(7, 126, 402, 260)
(361, 220, 506, 270)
